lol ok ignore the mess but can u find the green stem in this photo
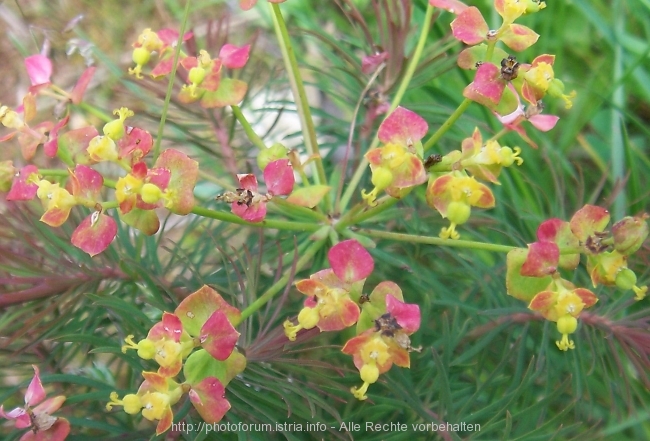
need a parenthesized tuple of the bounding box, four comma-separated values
(422, 98, 472, 153)
(231, 105, 266, 151)
(236, 238, 327, 323)
(152, 0, 192, 161)
(360, 228, 516, 253)
(336, 196, 397, 230)
(191, 206, 320, 232)
(270, 3, 330, 209)
(39, 169, 116, 188)
(270, 197, 328, 222)
(339, 3, 434, 213)
(73, 102, 112, 122)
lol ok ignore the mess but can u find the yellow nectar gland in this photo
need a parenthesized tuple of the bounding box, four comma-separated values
(362, 166, 393, 207)
(129, 47, 151, 79)
(284, 306, 320, 341)
(103, 108, 134, 141)
(351, 337, 389, 400)
(122, 335, 156, 359)
(106, 392, 143, 415)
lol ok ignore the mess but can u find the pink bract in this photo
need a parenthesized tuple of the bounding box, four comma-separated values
(377, 106, 428, 146)
(386, 294, 421, 334)
(200, 310, 240, 361)
(71, 212, 118, 257)
(25, 54, 52, 86)
(264, 159, 295, 196)
(328, 239, 375, 284)
(520, 241, 559, 277)
(6, 165, 39, 201)
(219, 44, 251, 69)
(189, 377, 230, 423)
(451, 7, 489, 45)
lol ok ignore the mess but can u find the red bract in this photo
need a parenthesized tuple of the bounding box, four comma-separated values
(229, 159, 295, 222)
(117, 127, 153, 165)
(328, 239, 374, 283)
(284, 240, 373, 340)
(231, 174, 268, 222)
(25, 54, 52, 87)
(219, 44, 251, 69)
(363, 107, 428, 204)
(69, 165, 104, 201)
(175, 285, 241, 361)
(71, 211, 118, 257)
(0, 366, 70, 441)
(189, 377, 231, 425)
(6, 165, 39, 201)
(463, 63, 506, 109)
(342, 288, 421, 400)
(152, 149, 198, 215)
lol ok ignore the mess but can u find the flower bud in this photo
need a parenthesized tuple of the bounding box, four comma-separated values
(612, 214, 649, 255)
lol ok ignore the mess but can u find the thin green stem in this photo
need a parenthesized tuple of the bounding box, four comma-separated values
(39, 169, 116, 188)
(153, 0, 192, 161)
(360, 228, 516, 253)
(231, 105, 266, 151)
(422, 98, 472, 153)
(237, 238, 327, 323)
(336, 196, 397, 230)
(339, 3, 434, 213)
(270, 197, 329, 222)
(73, 102, 112, 122)
(191, 206, 320, 232)
(270, 3, 330, 209)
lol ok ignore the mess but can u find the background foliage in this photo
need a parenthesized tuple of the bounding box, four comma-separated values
(1, 0, 649, 440)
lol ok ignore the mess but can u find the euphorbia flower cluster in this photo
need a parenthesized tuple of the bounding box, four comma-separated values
(0, 366, 70, 441)
(128, 28, 251, 109)
(108, 285, 245, 434)
(285, 240, 421, 399)
(431, 0, 574, 141)
(217, 158, 295, 223)
(425, 127, 522, 239)
(362, 106, 427, 206)
(507, 205, 649, 350)
(2, 106, 198, 256)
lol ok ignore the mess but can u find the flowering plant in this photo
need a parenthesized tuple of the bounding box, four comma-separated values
(1, 0, 648, 439)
